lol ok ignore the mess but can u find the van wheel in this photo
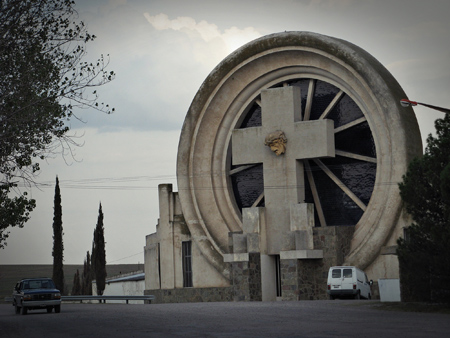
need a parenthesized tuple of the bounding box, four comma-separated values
(355, 291, 361, 300)
(329, 295, 335, 300)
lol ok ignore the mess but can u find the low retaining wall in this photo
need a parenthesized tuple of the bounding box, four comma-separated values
(145, 287, 233, 304)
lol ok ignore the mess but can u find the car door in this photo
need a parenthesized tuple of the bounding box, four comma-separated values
(329, 268, 342, 292)
(342, 268, 354, 291)
(362, 272, 371, 298)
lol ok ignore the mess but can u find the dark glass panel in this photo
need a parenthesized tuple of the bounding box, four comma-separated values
(335, 122, 377, 158)
(240, 103, 262, 128)
(304, 163, 321, 227)
(308, 160, 364, 226)
(327, 94, 364, 128)
(231, 164, 265, 211)
(320, 157, 376, 206)
(310, 80, 341, 121)
(286, 79, 310, 116)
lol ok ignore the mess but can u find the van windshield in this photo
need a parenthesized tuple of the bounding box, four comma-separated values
(332, 269, 341, 278)
(343, 269, 353, 278)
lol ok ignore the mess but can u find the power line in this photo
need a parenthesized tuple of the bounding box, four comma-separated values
(18, 174, 178, 190)
(16, 173, 401, 191)
(109, 251, 144, 263)
(14, 159, 402, 192)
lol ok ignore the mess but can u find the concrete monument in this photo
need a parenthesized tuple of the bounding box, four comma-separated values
(144, 31, 422, 303)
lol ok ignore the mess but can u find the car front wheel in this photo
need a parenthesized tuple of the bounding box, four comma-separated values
(55, 305, 61, 313)
(21, 306, 27, 315)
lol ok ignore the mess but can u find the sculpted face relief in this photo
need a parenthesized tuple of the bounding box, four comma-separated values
(264, 130, 287, 155)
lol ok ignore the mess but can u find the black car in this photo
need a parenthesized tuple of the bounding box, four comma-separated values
(12, 278, 61, 315)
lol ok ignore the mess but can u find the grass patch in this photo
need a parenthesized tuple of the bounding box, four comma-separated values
(370, 302, 450, 314)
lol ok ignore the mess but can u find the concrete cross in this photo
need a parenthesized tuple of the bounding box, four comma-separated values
(232, 86, 335, 254)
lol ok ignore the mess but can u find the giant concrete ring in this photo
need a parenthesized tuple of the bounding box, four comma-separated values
(177, 31, 422, 279)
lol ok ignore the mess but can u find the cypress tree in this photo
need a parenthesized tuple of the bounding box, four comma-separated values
(92, 203, 107, 296)
(81, 251, 92, 295)
(52, 176, 64, 294)
(71, 269, 81, 295)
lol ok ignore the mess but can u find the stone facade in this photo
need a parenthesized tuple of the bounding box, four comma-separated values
(280, 259, 299, 301)
(144, 287, 233, 304)
(280, 226, 355, 301)
(231, 253, 262, 301)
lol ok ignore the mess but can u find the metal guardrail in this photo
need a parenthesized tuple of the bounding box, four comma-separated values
(4, 295, 155, 304)
(61, 295, 155, 304)
(62, 295, 155, 304)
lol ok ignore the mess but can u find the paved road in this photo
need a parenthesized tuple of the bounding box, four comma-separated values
(1, 300, 449, 337)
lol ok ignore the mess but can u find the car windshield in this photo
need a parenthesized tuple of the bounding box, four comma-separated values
(23, 280, 55, 289)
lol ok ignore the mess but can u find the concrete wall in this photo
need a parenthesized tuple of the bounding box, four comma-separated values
(93, 278, 145, 304)
(144, 183, 230, 297)
(144, 233, 160, 290)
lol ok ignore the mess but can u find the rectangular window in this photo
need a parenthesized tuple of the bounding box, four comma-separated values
(275, 255, 282, 297)
(157, 243, 161, 289)
(343, 269, 353, 278)
(182, 241, 193, 288)
(332, 269, 341, 278)
(403, 227, 410, 243)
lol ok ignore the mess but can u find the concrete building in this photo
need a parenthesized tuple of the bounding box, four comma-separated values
(144, 32, 422, 303)
(93, 271, 145, 304)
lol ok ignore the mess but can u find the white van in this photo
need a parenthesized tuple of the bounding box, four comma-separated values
(327, 266, 373, 300)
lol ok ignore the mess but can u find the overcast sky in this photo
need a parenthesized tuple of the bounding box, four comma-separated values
(2, 0, 449, 266)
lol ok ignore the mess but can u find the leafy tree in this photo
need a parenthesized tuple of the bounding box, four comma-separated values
(81, 251, 92, 295)
(52, 176, 64, 294)
(71, 269, 81, 295)
(0, 191, 35, 249)
(92, 203, 106, 295)
(398, 113, 450, 302)
(0, 0, 115, 248)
